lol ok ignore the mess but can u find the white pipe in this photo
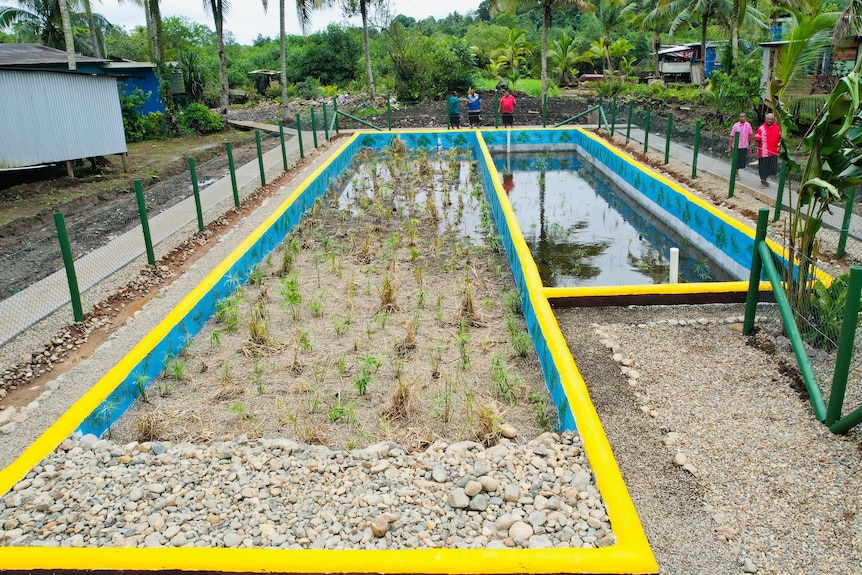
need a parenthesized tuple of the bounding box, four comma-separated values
(669, 247, 680, 284)
(507, 129, 511, 155)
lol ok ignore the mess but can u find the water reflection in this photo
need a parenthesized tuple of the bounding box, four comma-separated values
(493, 152, 734, 287)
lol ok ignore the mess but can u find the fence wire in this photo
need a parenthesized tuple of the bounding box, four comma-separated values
(0, 132, 282, 350)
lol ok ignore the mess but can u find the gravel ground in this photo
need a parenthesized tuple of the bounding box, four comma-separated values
(558, 304, 862, 574)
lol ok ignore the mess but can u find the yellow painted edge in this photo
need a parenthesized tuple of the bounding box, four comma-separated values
(0, 133, 360, 499)
(544, 281, 772, 299)
(1, 546, 648, 574)
(477, 135, 659, 574)
(1, 131, 659, 574)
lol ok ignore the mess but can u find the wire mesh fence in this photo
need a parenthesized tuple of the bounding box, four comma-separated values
(754, 249, 862, 426)
(0, 131, 283, 349)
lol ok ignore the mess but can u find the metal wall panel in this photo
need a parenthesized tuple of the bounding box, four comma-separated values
(0, 70, 127, 169)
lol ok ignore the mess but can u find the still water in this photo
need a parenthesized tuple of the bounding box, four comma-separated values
(493, 152, 735, 287)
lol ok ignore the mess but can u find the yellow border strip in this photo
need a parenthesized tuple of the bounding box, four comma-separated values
(545, 281, 772, 300)
(482, 135, 658, 573)
(1, 130, 657, 574)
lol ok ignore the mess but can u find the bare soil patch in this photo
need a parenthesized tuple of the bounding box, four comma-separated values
(110, 145, 554, 450)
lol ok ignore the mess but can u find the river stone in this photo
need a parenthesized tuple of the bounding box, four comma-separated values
(431, 465, 447, 483)
(509, 521, 534, 540)
(469, 494, 489, 511)
(447, 488, 470, 509)
(464, 480, 482, 497)
(370, 515, 390, 537)
(503, 483, 520, 502)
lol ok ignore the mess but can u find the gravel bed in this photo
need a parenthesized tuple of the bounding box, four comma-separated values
(557, 303, 862, 575)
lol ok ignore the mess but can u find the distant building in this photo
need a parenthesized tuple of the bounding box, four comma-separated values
(656, 43, 724, 84)
(0, 44, 129, 173)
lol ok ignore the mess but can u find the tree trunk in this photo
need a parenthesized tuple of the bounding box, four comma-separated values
(361, 0, 376, 100)
(730, 0, 739, 68)
(143, 1, 154, 61)
(280, 0, 288, 122)
(700, 17, 708, 86)
(214, 4, 229, 121)
(653, 31, 660, 77)
(84, 0, 101, 58)
(149, 0, 164, 62)
(57, 0, 76, 70)
(604, 29, 613, 74)
(541, 3, 550, 99)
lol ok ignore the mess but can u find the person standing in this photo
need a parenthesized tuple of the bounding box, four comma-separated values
(754, 113, 781, 188)
(499, 90, 516, 128)
(728, 112, 753, 176)
(466, 88, 481, 128)
(448, 91, 461, 129)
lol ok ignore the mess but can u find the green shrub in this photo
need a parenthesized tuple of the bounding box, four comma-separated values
(179, 103, 224, 134)
(143, 112, 171, 140)
(295, 78, 322, 100)
(119, 87, 150, 142)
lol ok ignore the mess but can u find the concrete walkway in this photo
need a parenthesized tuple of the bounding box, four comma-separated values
(619, 125, 862, 245)
(0, 126, 324, 349)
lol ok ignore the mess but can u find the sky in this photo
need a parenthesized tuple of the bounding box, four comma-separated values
(96, 1, 484, 46)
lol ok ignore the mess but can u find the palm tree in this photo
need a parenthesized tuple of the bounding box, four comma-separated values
(489, 0, 592, 99)
(56, 0, 74, 69)
(592, 0, 634, 74)
(202, 0, 230, 120)
(262, 1, 313, 121)
(0, 0, 64, 47)
(833, 0, 861, 45)
(547, 32, 579, 85)
(317, 0, 381, 99)
(118, 0, 163, 62)
(659, 0, 764, 81)
(636, 0, 672, 76)
(82, 0, 100, 57)
(493, 26, 532, 77)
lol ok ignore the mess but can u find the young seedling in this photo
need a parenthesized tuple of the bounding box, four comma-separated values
(378, 259, 399, 312)
(310, 289, 326, 317)
(134, 373, 149, 403)
(214, 295, 241, 332)
(491, 353, 521, 405)
(353, 354, 381, 396)
(249, 300, 271, 345)
(456, 329, 471, 370)
(279, 236, 300, 276)
(251, 360, 265, 395)
(278, 274, 302, 321)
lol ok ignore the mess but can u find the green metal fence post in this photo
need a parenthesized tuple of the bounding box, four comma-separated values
(728, 131, 740, 198)
(255, 130, 265, 187)
(295, 113, 304, 159)
(53, 211, 84, 323)
(610, 95, 617, 137)
(692, 119, 701, 179)
(743, 208, 770, 335)
(643, 105, 651, 154)
(773, 160, 787, 222)
(333, 98, 339, 133)
(826, 265, 862, 426)
(387, 96, 392, 131)
(188, 157, 205, 232)
(495, 94, 500, 128)
(278, 120, 288, 171)
(225, 142, 240, 207)
(134, 179, 155, 266)
(310, 107, 319, 149)
(837, 187, 856, 257)
(626, 102, 632, 144)
(543, 93, 548, 128)
(322, 103, 330, 140)
(664, 112, 673, 165)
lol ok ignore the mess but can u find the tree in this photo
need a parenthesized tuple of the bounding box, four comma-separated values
(317, 0, 383, 99)
(547, 31, 579, 85)
(489, 0, 592, 99)
(493, 26, 532, 79)
(81, 0, 100, 58)
(591, 0, 634, 74)
(262, 1, 312, 122)
(658, 0, 764, 81)
(56, 0, 74, 69)
(118, 0, 164, 62)
(0, 0, 64, 48)
(636, 0, 672, 75)
(202, 0, 229, 120)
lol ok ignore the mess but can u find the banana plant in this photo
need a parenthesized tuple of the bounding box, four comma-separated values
(771, 51, 862, 338)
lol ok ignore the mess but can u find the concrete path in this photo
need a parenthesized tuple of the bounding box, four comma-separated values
(619, 125, 862, 244)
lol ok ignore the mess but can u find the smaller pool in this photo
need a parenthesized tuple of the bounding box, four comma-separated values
(493, 152, 736, 287)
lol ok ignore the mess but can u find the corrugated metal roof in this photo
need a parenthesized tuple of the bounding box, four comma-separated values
(0, 43, 107, 67)
(0, 70, 127, 169)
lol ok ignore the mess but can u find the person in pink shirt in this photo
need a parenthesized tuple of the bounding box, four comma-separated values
(728, 112, 753, 176)
(754, 113, 782, 188)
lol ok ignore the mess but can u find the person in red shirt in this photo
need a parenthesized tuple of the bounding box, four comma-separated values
(754, 113, 781, 188)
(499, 90, 516, 128)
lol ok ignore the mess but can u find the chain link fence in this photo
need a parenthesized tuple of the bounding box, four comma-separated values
(0, 132, 283, 352)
